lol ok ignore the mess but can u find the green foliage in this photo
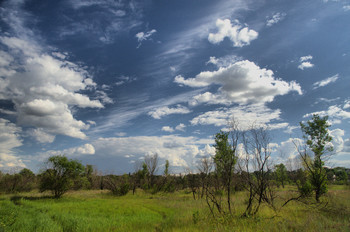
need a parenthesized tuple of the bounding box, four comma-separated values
(0, 187, 349, 232)
(0, 168, 36, 193)
(0, 201, 18, 230)
(213, 131, 236, 178)
(274, 163, 288, 188)
(297, 180, 313, 197)
(39, 155, 85, 198)
(164, 160, 170, 177)
(105, 174, 130, 196)
(300, 114, 333, 157)
(300, 114, 332, 202)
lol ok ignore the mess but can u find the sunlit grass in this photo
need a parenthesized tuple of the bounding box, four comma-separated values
(0, 186, 349, 231)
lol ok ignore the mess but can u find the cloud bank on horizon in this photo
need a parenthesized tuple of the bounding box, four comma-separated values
(0, 0, 349, 173)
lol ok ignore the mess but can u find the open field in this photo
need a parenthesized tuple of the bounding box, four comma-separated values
(0, 186, 349, 232)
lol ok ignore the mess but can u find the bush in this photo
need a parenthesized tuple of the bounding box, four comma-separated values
(104, 174, 130, 196)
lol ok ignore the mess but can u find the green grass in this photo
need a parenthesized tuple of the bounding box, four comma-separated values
(0, 186, 349, 231)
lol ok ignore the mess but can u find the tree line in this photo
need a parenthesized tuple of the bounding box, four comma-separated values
(0, 114, 349, 216)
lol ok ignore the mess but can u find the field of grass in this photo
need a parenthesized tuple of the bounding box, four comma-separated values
(0, 186, 349, 232)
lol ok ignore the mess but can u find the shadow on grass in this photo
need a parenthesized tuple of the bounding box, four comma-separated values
(10, 195, 55, 204)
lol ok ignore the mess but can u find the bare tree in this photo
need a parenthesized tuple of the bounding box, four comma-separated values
(144, 153, 159, 188)
(239, 125, 276, 216)
(197, 157, 213, 199)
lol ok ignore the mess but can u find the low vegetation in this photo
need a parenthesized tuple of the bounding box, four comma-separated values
(0, 114, 349, 231)
(0, 186, 349, 232)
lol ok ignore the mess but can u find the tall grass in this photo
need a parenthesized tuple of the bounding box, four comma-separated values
(0, 186, 349, 231)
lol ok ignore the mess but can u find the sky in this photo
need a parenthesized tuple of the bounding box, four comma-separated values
(0, 0, 349, 174)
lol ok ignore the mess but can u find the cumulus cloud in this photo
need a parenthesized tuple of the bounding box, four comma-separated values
(175, 123, 186, 132)
(298, 55, 314, 70)
(36, 143, 96, 162)
(312, 74, 339, 89)
(329, 129, 345, 153)
(29, 129, 55, 143)
(0, 36, 104, 141)
(175, 60, 302, 105)
(148, 105, 191, 119)
(162, 126, 174, 133)
(161, 123, 186, 133)
(208, 19, 258, 47)
(266, 12, 286, 27)
(190, 104, 288, 130)
(303, 105, 350, 125)
(298, 62, 314, 70)
(92, 135, 214, 168)
(0, 118, 25, 168)
(276, 138, 303, 160)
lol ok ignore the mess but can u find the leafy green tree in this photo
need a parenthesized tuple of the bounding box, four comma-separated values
(39, 155, 85, 198)
(18, 168, 36, 192)
(213, 130, 237, 214)
(299, 114, 333, 202)
(164, 160, 170, 177)
(274, 163, 288, 188)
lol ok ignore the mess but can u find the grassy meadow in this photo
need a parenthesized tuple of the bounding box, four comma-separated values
(0, 186, 349, 232)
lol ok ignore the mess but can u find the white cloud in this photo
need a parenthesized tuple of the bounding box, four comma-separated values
(92, 135, 215, 168)
(29, 129, 55, 143)
(136, 29, 157, 42)
(298, 62, 314, 70)
(329, 129, 345, 153)
(343, 5, 350, 11)
(299, 55, 313, 62)
(115, 132, 127, 137)
(162, 123, 187, 133)
(277, 138, 303, 160)
(175, 60, 302, 105)
(344, 100, 350, 109)
(312, 74, 339, 89)
(74, 143, 96, 155)
(148, 105, 191, 119)
(206, 55, 241, 68)
(208, 19, 258, 47)
(303, 105, 350, 124)
(36, 143, 96, 162)
(136, 29, 157, 48)
(162, 126, 174, 133)
(190, 104, 288, 130)
(284, 125, 299, 134)
(298, 55, 314, 70)
(0, 118, 25, 168)
(175, 123, 186, 132)
(266, 12, 286, 27)
(0, 36, 104, 140)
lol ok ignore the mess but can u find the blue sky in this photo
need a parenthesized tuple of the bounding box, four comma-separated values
(0, 0, 349, 174)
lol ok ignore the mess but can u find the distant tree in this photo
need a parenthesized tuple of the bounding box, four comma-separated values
(85, 165, 94, 189)
(105, 174, 130, 196)
(39, 155, 85, 198)
(144, 153, 158, 188)
(164, 160, 170, 177)
(298, 114, 333, 202)
(18, 168, 36, 192)
(334, 167, 348, 184)
(275, 163, 288, 188)
(0, 168, 36, 193)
